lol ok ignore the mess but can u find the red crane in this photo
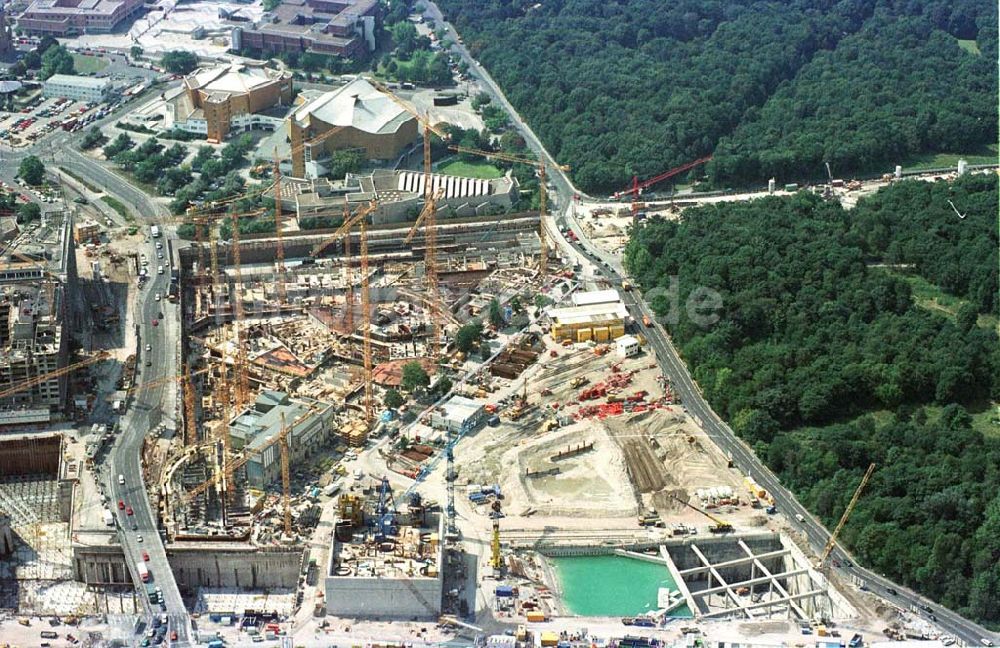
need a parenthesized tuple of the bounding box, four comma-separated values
(613, 155, 713, 221)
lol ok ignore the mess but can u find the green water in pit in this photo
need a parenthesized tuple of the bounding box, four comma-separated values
(552, 555, 692, 617)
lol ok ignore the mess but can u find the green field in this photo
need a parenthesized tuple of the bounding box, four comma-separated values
(438, 160, 503, 179)
(71, 53, 108, 75)
(101, 195, 131, 221)
(884, 270, 998, 331)
(956, 38, 981, 55)
(903, 143, 997, 170)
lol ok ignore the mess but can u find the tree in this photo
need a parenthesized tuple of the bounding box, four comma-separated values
(434, 376, 453, 395)
(17, 156, 45, 185)
(454, 322, 483, 353)
(160, 50, 199, 75)
(487, 298, 503, 328)
(79, 126, 106, 150)
(384, 389, 405, 409)
(472, 92, 492, 111)
(325, 149, 363, 180)
(103, 133, 135, 158)
(401, 361, 430, 392)
(391, 21, 419, 56)
(129, 45, 143, 59)
(16, 202, 41, 224)
(39, 45, 74, 80)
(262, 0, 280, 10)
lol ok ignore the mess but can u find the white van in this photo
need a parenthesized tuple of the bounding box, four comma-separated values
(795, 513, 805, 523)
(157, 265, 164, 275)
(118, 474, 125, 485)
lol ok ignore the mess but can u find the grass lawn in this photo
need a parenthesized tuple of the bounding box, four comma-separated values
(72, 53, 108, 75)
(883, 270, 999, 331)
(101, 195, 132, 221)
(956, 38, 980, 55)
(439, 159, 503, 179)
(903, 143, 997, 170)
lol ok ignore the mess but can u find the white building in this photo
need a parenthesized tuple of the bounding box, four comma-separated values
(571, 288, 621, 307)
(616, 334, 641, 358)
(42, 74, 113, 102)
(429, 396, 486, 434)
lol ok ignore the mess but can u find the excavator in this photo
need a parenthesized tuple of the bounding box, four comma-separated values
(671, 494, 734, 534)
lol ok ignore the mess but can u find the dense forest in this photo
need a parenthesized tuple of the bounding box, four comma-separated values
(623, 175, 999, 624)
(436, 0, 997, 193)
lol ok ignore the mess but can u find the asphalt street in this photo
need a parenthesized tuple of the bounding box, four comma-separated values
(426, 3, 998, 645)
(46, 123, 191, 643)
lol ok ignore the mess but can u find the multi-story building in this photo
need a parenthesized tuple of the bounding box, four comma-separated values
(287, 77, 418, 178)
(17, 0, 143, 35)
(229, 0, 379, 58)
(0, 283, 67, 411)
(166, 63, 293, 143)
(229, 391, 337, 488)
(42, 74, 113, 102)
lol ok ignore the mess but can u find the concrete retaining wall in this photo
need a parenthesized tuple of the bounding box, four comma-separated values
(324, 574, 442, 619)
(169, 545, 303, 590)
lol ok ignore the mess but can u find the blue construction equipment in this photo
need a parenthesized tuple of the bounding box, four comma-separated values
(373, 476, 398, 542)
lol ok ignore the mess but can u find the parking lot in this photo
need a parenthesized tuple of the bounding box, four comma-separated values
(0, 95, 118, 147)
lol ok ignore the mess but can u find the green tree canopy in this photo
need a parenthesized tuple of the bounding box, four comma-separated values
(401, 361, 430, 392)
(17, 156, 45, 185)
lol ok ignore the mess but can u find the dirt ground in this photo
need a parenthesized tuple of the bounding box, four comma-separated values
(454, 335, 769, 534)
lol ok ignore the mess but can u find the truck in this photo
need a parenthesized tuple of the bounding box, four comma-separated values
(61, 117, 77, 131)
(136, 561, 149, 582)
(102, 509, 115, 527)
(150, 225, 160, 238)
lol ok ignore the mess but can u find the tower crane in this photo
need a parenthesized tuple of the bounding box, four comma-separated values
(309, 202, 378, 423)
(272, 148, 287, 306)
(671, 494, 734, 534)
(404, 187, 445, 355)
(181, 403, 322, 524)
(820, 463, 876, 567)
(0, 351, 109, 401)
(228, 208, 251, 413)
(448, 144, 569, 279)
(612, 155, 712, 223)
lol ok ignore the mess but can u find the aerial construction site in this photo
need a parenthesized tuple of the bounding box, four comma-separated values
(0, 64, 971, 648)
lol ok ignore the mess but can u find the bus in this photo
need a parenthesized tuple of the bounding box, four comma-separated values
(136, 561, 150, 582)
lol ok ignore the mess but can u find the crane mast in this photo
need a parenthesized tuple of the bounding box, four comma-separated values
(820, 463, 876, 566)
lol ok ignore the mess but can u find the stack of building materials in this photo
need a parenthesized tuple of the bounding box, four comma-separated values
(340, 419, 367, 447)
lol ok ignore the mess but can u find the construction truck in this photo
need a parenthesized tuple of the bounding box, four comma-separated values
(570, 376, 588, 389)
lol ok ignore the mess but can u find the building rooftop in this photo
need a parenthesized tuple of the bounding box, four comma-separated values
(571, 288, 621, 307)
(230, 391, 329, 452)
(185, 63, 289, 96)
(437, 395, 485, 424)
(24, 0, 124, 17)
(293, 77, 413, 135)
(549, 301, 629, 326)
(44, 74, 111, 89)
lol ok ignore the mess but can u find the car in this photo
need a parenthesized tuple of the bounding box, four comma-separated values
(142, 551, 149, 561)
(154, 293, 161, 301)
(136, 534, 143, 543)
(157, 252, 163, 259)
(886, 587, 898, 596)
(131, 521, 138, 531)
(145, 344, 151, 351)
(145, 360, 151, 366)
(155, 242, 162, 249)
(118, 474, 125, 485)
(981, 640, 995, 647)
(125, 506, 133, 516)
(170, 631, 177, 641)
(921, 605, 933, 613)
(118, 499, 125, 509)
(152, 319, 158, 327)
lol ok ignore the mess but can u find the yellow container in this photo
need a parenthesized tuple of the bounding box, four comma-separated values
(610, 324, 626, 339)
(576, 329, 592, 343)
(526, 611, 546, 623)
(540, 631, 558, 645)
(593, 327, 610, 342)
(516, 625, 527, 641)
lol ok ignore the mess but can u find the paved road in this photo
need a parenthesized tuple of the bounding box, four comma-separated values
(428, 6, 999, 646)
(42, 125, 192, 644)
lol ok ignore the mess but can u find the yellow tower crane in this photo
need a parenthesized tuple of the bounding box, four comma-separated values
(820, 463, 876, 567)
(448, 145, 568, 279)
(404, 187, 445, 355)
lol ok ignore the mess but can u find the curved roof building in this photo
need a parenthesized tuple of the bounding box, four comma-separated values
(287, 77, 418, 178)
(179, 63, 293, 142)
